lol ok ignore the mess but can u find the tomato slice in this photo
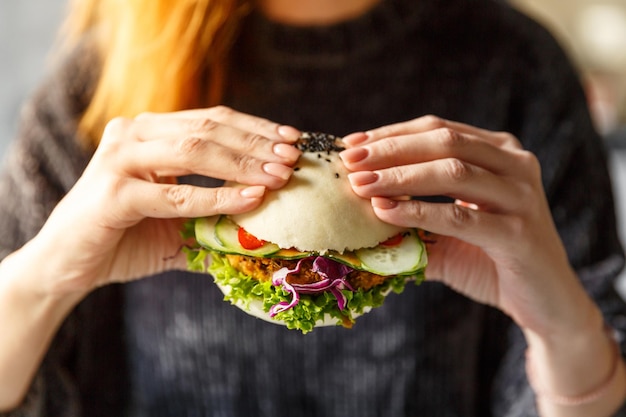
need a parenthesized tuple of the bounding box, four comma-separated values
(238, 227, 266, 250)
(380, 233, 403, 247)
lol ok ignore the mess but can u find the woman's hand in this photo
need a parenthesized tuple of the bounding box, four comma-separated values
(0, 106, 302, 409)
(340, 115, 626, 416)
(340, 115, 591, 333)
(29, 106, 301, 296)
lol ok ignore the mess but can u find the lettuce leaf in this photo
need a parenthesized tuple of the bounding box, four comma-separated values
(182, 218, 425, 334)
(201, 250, 420, 333)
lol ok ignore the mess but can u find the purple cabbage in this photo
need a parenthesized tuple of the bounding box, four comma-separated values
(269, 256, 354, 317)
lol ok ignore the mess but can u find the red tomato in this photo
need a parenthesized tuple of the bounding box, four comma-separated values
(381, 233, 403, 247)
(238, 227, 266, 250)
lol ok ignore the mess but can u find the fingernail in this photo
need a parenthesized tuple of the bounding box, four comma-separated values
(263, 162, 293, 180)
(273, 143, 301, 160)
(339, 147, 368, 164)
(240, 185, 266, 198)
(372, 197, 398, 209)
(277, 125, 301, 142)
(342, 132, 369, 146)
(347, 171, 379, 186)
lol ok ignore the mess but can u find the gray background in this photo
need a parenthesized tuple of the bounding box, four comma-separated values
(0, 0, 66, 160)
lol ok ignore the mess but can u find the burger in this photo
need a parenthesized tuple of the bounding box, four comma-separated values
(184, 132, 427, 333)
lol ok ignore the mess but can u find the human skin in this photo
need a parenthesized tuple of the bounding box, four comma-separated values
(339, 115, 626, 416)
(0, 107, 301, 410)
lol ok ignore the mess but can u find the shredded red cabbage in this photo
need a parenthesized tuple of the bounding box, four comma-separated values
(269, 256, 354, 317)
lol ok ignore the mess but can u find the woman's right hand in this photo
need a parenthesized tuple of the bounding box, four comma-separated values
(19, 106, 301, 297)
(0, 105, 301, 410)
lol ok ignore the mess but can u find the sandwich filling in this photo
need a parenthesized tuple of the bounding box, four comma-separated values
(185, 215, 426, 332)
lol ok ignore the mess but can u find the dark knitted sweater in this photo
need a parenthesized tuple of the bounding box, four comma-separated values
(2, 0, 626, 416)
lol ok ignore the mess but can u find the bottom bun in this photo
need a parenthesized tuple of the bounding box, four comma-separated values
(215, 281, 365, 327)
(208, 253, 407, 333)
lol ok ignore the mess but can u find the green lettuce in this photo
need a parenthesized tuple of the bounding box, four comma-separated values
(182, 220, 425, 334)
(184, 245, 423, 333)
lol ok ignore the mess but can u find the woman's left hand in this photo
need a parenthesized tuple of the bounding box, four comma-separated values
(339, 115, 596, 337)
(341, 115, 626, 416)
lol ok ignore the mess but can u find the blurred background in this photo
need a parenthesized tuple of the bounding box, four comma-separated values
(0, 0, 67, 158)
(509, 0, 626, 292)
(1, 0, 626, 283)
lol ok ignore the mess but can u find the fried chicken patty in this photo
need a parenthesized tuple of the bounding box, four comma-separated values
(225, 254, 390, 291)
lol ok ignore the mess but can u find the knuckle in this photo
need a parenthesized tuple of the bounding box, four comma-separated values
(420, 114, 446, 130)
(166, 184, 194, 214)
(98, 118, 133, 157)
(443, 158, 472, 183)
(518, 150, 540, 170)
(377, 137, 400, 156)
(517, 150, 542, 180)
(436, 127, 466, 149)
(186, 117, 219, 134)
(496, 131, 520, 147)
(207, 105, 235, 120)
(495, 131, 523, 149)
(232, 153, 257, 174)
(407, 200, 427, 221)
(210, 188, 230, 211)
(449, 203, 473, 228)
(387, 166, 409, 187)
(102, 117, 132, 139)
(242, 132, 266, 148)
(175, 136, 206, 157)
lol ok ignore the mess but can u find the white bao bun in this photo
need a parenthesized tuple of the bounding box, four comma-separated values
(229, 147, 405, 253)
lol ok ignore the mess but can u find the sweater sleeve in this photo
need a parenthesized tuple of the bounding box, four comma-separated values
(491, 13, 626, 417)
(0, 46, 94, 417)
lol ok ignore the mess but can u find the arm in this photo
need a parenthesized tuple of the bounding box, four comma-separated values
(0, 106, 302, 411)
(339, 115, 626, 417)
(0, 250, 85, 411)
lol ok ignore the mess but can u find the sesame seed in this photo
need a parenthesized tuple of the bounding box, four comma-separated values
(295, 132, 345, 153)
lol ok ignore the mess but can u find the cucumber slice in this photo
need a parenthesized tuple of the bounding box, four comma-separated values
(195, 216, 229, 253)
(215, 216, 281, 257)
(272, 248, 313, 259)
(326, 250, 362, 269)
(355, 230, 427, 276)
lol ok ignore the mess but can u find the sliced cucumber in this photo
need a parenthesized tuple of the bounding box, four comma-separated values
(195, 216, 229, 253)
(355, 230, 427, 276)
(326, 250, 362, 269)
(214, 216, 281, 257)
(272, 248, 313, 259)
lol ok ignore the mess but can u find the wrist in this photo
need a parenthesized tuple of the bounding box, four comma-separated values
(0, 240, 88, 308)
(526, 324, 621, 402)
(0, 245, 87, 411)
(523, 307, 626, 416)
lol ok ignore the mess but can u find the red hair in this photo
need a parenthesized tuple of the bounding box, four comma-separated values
(62, 0, 250, 146)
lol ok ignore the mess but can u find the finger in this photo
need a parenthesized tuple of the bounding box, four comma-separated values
(117, 182, 268, 221)
(370, 197, 517, 251)
(111, 117, 301, 165)
(361, 115, 522, 150)
(99, 118, 299, 189)
(135, 106, 301, 142)
(341, 127, 530, 177)
(121, 138, 295, 189)
(347, 159, 522, 213)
